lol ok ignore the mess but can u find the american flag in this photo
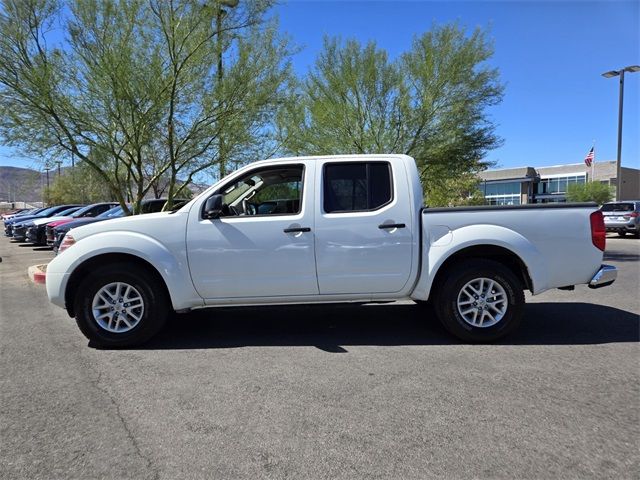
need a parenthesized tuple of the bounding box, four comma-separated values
(584, 147, 595, 167)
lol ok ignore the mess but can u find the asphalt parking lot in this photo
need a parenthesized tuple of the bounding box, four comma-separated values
(1, 236, 638, 479)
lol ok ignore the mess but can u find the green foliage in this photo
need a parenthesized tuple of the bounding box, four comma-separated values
(566, 181, 613, 205)
(277, 24, 504, 206)
(252, 181, 301, 204)
(0, 0, 293, 212)
(424, 173, 486, 207)
(1, 2, 502, 209)
(44, 164, 113, 205)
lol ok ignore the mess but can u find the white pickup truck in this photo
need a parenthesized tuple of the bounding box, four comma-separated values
(46, 155, 616, 347)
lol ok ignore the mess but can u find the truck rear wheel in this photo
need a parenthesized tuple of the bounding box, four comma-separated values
(435, 259, 524, 342)
(73, 264, 169, 348)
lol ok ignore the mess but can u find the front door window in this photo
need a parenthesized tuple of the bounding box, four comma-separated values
(216, 165, 304, 217)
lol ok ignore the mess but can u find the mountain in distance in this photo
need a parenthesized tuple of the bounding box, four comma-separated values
(0, 166, 48, 203)
(0, 165, 209, 205)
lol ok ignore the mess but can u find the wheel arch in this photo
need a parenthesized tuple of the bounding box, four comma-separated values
(421, 244, 534, 303)
(64, 253, 171, 317)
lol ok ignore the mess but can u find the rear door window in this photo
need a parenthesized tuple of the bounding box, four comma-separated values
(323, 162, 392, 213)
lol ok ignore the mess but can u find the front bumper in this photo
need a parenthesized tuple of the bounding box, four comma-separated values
(588, 264, 617, 289)
(45, 270, 69, 309)
(12, 227, 26, 241)
(46, 226, 55, 245)
(25, 227, 38, 243)
(52, 232, 68, 253)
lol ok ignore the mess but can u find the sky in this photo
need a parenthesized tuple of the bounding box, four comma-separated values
(1, 0, 638, 172)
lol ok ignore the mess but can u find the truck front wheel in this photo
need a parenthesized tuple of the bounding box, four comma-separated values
(73, 264, 169, 348)
(435, 259, 524, 342)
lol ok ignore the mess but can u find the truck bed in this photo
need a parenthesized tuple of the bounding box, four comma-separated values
(415, 202, 602, 297)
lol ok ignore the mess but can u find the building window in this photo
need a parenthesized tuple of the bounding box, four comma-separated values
(536, 174, 585, 195)
(482, 181, 522, 205)
(487, 195, 521, 206)
(483, 181, 521, 197)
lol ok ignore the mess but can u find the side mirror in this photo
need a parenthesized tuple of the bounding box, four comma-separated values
(203, 194, 223, 219)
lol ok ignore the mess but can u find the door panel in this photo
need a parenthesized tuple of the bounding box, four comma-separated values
(187, 162, 318, 299)
(314, 159, 414, 294)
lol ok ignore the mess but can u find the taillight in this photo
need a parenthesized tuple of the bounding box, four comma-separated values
(590, 211, 606, 252)
(627, 212, 639, 218)
(58, 234, 76, 254)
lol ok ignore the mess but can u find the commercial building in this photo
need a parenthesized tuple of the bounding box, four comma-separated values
(478, 160, 640, 205)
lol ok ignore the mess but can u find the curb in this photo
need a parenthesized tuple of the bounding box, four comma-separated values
(28, 264, 47, 285)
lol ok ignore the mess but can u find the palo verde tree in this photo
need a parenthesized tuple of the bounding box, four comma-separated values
(44, 162, 113, 204)
(277, 24, 504, 206)
(149, 0, 294, 208)
(0, 0, 293, 213)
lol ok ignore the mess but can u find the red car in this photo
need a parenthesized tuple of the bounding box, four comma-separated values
(43, 202, 119, 245)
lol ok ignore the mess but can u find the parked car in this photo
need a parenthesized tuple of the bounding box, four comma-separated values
(13, 206, 83, 242)
(3, 208, 47, 234)
(6, 205, 82, 239)
(5, 205, 82, 242)
(27, 202, 119, 245)
(601, 201, 640, 237)
(1, 208, 30, 220)
(46, 155, 616, 347)
(50, 205, 127, 251)
(50, 199, 186, 252)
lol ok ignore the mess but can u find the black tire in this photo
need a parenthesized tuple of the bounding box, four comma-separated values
(414, 299, 437, 319)
(434, 259, 524, 343)
(617, 230, 627, 237)
(74, 263, 170, 348)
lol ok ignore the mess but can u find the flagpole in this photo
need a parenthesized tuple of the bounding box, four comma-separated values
(591, 140, 595, 182)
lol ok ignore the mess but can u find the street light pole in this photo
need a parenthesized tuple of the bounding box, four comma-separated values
(215, 0, 239, 180)
(44, 167, 50, 206)
(602, 65, 640, 201)
(615, 70, 624, 201)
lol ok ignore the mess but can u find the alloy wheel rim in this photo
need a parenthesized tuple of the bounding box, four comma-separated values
(92, 282, 144, 333)
(456, 277, 507, 328)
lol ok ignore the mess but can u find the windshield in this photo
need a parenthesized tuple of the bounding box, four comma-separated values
(36, 206, 60, 217)
(20, 209, 39, 215)
(97, 205, 130, 218)
(69, 204, 96, 217)
(57, 207, 81, 216)
(601, 203, 635, 212)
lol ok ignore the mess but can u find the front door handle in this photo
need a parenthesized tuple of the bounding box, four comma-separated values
(378, 223, 406, 229)
(284, 227, 311, 233)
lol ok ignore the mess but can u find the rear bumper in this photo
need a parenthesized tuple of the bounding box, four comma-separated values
(605, 226, 638, 232)
(588, 264, 617, 289)
(604, 220, 639, 231)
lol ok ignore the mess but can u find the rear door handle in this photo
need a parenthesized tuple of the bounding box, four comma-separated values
(378, 223, 406, 229)
(284, 227, 311, 233)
